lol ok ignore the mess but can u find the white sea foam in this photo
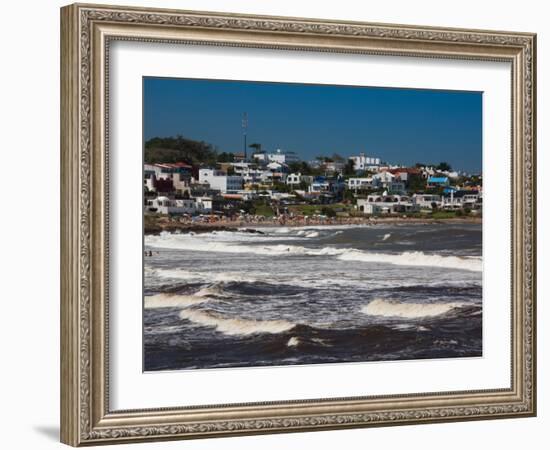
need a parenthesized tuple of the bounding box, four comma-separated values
(144, 293, 211, 309)
(305, 231, 320, 238)
(287, 336, 300, 347)
(273, 227, 292, 234)
(144, 283, 230, 309)
(155, 268, 258, 284)
(362, 299, 466, 319)
(146, 233, 481, 272)
(150, 266, 480, 293)
(338, 250, 482, 272)
(179, 309, 296, 336)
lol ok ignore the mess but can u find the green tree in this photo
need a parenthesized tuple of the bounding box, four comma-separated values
(343, 159, 355, 176)
(217, 152, 235, 163)
(298, 180, 310, 191)
(144, 135, 218, 165)
(320, 206, 337, 218)
(436, 162, 452, 171)
(248, 143, 262, 154)
(407, 174, 426, 193)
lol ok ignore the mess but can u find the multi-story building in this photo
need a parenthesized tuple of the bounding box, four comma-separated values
(194, 196, 213, 213)
(356, 195, 419, 215)
(286, 173, 313, 186)
(349, 153, 381, 171)
(253, 149, 300, 165)
(198, 169, 243, 193)
(230, 162, 264, 183)
(413, 194, 442, 209)
(347, 177, 375, 190)
(144, 162, 192, 194)
(144, 196, 196, 215)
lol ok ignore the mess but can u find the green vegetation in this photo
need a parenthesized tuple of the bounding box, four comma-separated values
(272, 182, 292, 193)
(343, 159, 355, 176)
(217, 152, 235, 163)
(288, 203, 349, 217)
(407, 174, 426, 193)
(252, 201, 275, 217)
(436, 162, 452, 171)
(145, 135, 218, 165)
(288, 204, 319, 216)
(320, 206, 337, 218)
(430, 211, 460, 219)
(248, 143, 262, 153)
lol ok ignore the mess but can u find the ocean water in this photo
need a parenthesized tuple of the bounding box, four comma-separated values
(143, 223, 482, 371)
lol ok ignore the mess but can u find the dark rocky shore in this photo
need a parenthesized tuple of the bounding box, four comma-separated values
(144, 214, 481, 235)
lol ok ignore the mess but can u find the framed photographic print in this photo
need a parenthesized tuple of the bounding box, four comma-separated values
(60, 3, 536, 446)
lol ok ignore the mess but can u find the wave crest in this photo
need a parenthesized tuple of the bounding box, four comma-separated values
(179, 309, 296, 336)
(146, 233, 481, 272)
(361, 299, 466, 319)
(338, 250, 481, 272)
(144, 293, 211, 309)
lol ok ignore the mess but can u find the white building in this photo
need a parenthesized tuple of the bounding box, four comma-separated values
(231, 162, 264, 183)
(347, 177, 374, 190)
(285, 172, 313, 186)
(198, 169, 243, 193)
(194, 196, 213, 213)
(413, 194, 442, 209)
(145, 197, 196, 215)
(356, 195, 419, 215)
(286, 173, 301, 185)
(349, 153, 381, 171)
(372, 171, 395, 187)
(441, 192, 481, 210)
(253, 149, 300, 165)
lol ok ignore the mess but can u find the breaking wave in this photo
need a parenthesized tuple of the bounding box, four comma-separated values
(362, 299, 467, 319)
(179, 309, 296, 336)
(147, 233, 481, 272)
(154, 268, 258, 284)
(338, 250, 482, 272)
(144, 284, 229, 309)
(145, 293, 211, 309)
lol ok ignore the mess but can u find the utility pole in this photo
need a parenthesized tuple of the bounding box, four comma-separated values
(242, 112, 248, 161)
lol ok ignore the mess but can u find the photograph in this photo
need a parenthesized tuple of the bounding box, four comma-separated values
(142, 78, 483, 371)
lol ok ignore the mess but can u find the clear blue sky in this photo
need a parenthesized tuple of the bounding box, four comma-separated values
(144, 77, 482, 173)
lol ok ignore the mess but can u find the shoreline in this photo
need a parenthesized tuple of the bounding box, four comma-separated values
(144, 215, 482, 235)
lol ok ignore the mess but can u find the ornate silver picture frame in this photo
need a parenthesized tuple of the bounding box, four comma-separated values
(60, 3, 536, 446)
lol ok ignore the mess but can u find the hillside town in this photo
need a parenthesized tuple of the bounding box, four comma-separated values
(144, 147, 482, 230)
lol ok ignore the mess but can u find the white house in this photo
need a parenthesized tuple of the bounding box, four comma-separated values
(198, 169, 243, 193)
(349, 153, 381, 171)
(285, 173, 313, 186)
(231, 162, 264, 183)
(413, 194, 442, 209)
(347, 177, 374, 190)
(286, 172, 301, 185)
(253, 149, 300, 165)
(441, 191, 481, 210)
(145, 196, 196, 215)
(194, 196, 213, 213)
(356, 195, 419, 215)
(372, 171, 395, 187)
